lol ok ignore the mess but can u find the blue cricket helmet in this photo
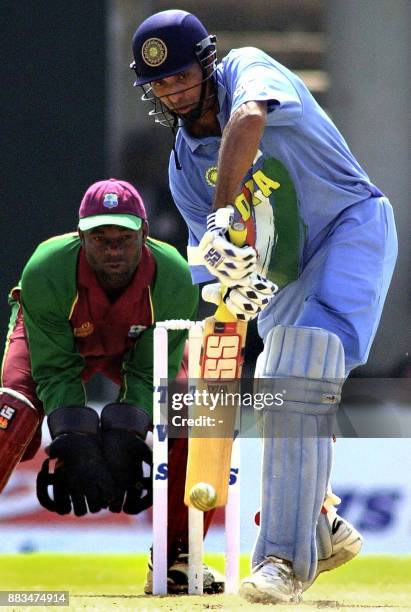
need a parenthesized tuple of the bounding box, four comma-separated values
(131, 10, 216, 85)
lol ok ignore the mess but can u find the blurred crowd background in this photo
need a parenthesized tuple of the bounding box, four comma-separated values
(2, 0, 410, 377)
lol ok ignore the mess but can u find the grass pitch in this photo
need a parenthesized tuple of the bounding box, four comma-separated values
(0, 553, 410, 610)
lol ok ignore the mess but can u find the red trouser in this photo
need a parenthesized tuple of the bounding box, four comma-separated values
(1, 308, 215, 562)
(2, 306, 43, 460)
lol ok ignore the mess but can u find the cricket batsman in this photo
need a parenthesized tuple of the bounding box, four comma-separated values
(130, 9, 398, 603)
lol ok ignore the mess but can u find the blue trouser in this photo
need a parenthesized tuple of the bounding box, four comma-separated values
(258, 196, 398, 373)
(253, 195, 397, 581)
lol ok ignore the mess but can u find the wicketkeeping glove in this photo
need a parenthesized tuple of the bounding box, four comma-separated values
(198, 207, 257, 287)
(37, 405, 120, 517)
(101, 403, 153, 515)
(202, 274, 278, 321)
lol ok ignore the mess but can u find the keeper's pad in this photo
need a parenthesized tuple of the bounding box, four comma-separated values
(252, 326, 345, 583)
(0, 388, 40, 492)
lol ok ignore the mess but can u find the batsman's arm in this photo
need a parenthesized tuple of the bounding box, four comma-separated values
(213, 101, 267, 210)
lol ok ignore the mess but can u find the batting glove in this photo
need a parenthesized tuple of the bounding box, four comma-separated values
(202, 274, 278, 322)
(199, 207, 257, 287)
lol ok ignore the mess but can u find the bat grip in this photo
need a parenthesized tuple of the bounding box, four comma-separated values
(214, 223, 247, 322)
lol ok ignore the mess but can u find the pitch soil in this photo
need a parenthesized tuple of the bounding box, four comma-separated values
(70, 594, 411, 611)
(1, 554, 410, 611)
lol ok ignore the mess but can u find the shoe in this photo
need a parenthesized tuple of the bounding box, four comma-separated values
(240, 556, 303, 604)
(144, 553, 225, 594)
(302, 498, 363, 591)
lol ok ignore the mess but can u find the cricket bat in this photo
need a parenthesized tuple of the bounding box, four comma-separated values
(184, 216, 250, 510)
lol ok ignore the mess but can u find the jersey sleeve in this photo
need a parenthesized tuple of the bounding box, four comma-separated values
(222, 47, 303, 125)
(119, 240, 199, 417)
(20, 245, 86, 414)
(169, 155, 216, 284)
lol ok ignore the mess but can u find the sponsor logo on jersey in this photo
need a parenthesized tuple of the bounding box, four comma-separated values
(103, 193, 119, 209)
(233, 159, 302, 287)
(141, 38, 167, 67)
(73, 322, 95, 338)
(128, 324, 147, 338)
(205, 166, 218, 186)
(0, 405, 16, 430)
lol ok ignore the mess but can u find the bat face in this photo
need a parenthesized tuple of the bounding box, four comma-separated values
(184, 316, 247, 509)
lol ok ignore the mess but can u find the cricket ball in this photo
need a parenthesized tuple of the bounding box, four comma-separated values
(189, 482, 217, 511)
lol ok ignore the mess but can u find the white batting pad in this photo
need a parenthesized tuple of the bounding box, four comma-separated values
(252, 325, 345, 583)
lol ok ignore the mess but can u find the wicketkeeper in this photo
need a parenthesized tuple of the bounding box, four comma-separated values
(0, 177, 227, 593)
(131, 9, 398, 604)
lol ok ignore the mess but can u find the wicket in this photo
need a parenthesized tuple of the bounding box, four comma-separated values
(153, 320, 241, 595)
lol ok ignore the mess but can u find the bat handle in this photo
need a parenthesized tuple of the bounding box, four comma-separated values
(214, 300, 237, 322)
(228, 223, 247, 247)
(214, 221, 247, 322)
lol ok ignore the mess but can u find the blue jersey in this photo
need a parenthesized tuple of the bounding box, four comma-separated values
(169, 47, 383, 288)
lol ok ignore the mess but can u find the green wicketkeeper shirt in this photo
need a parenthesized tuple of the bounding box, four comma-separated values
(18, 233, 198, 416)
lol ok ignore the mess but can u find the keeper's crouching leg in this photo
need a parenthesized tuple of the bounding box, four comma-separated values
(0, 388, 40, 491)
(145, 437, 221, 595)
(1, 304, 44, 492)
(167, 437, 216, 566)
